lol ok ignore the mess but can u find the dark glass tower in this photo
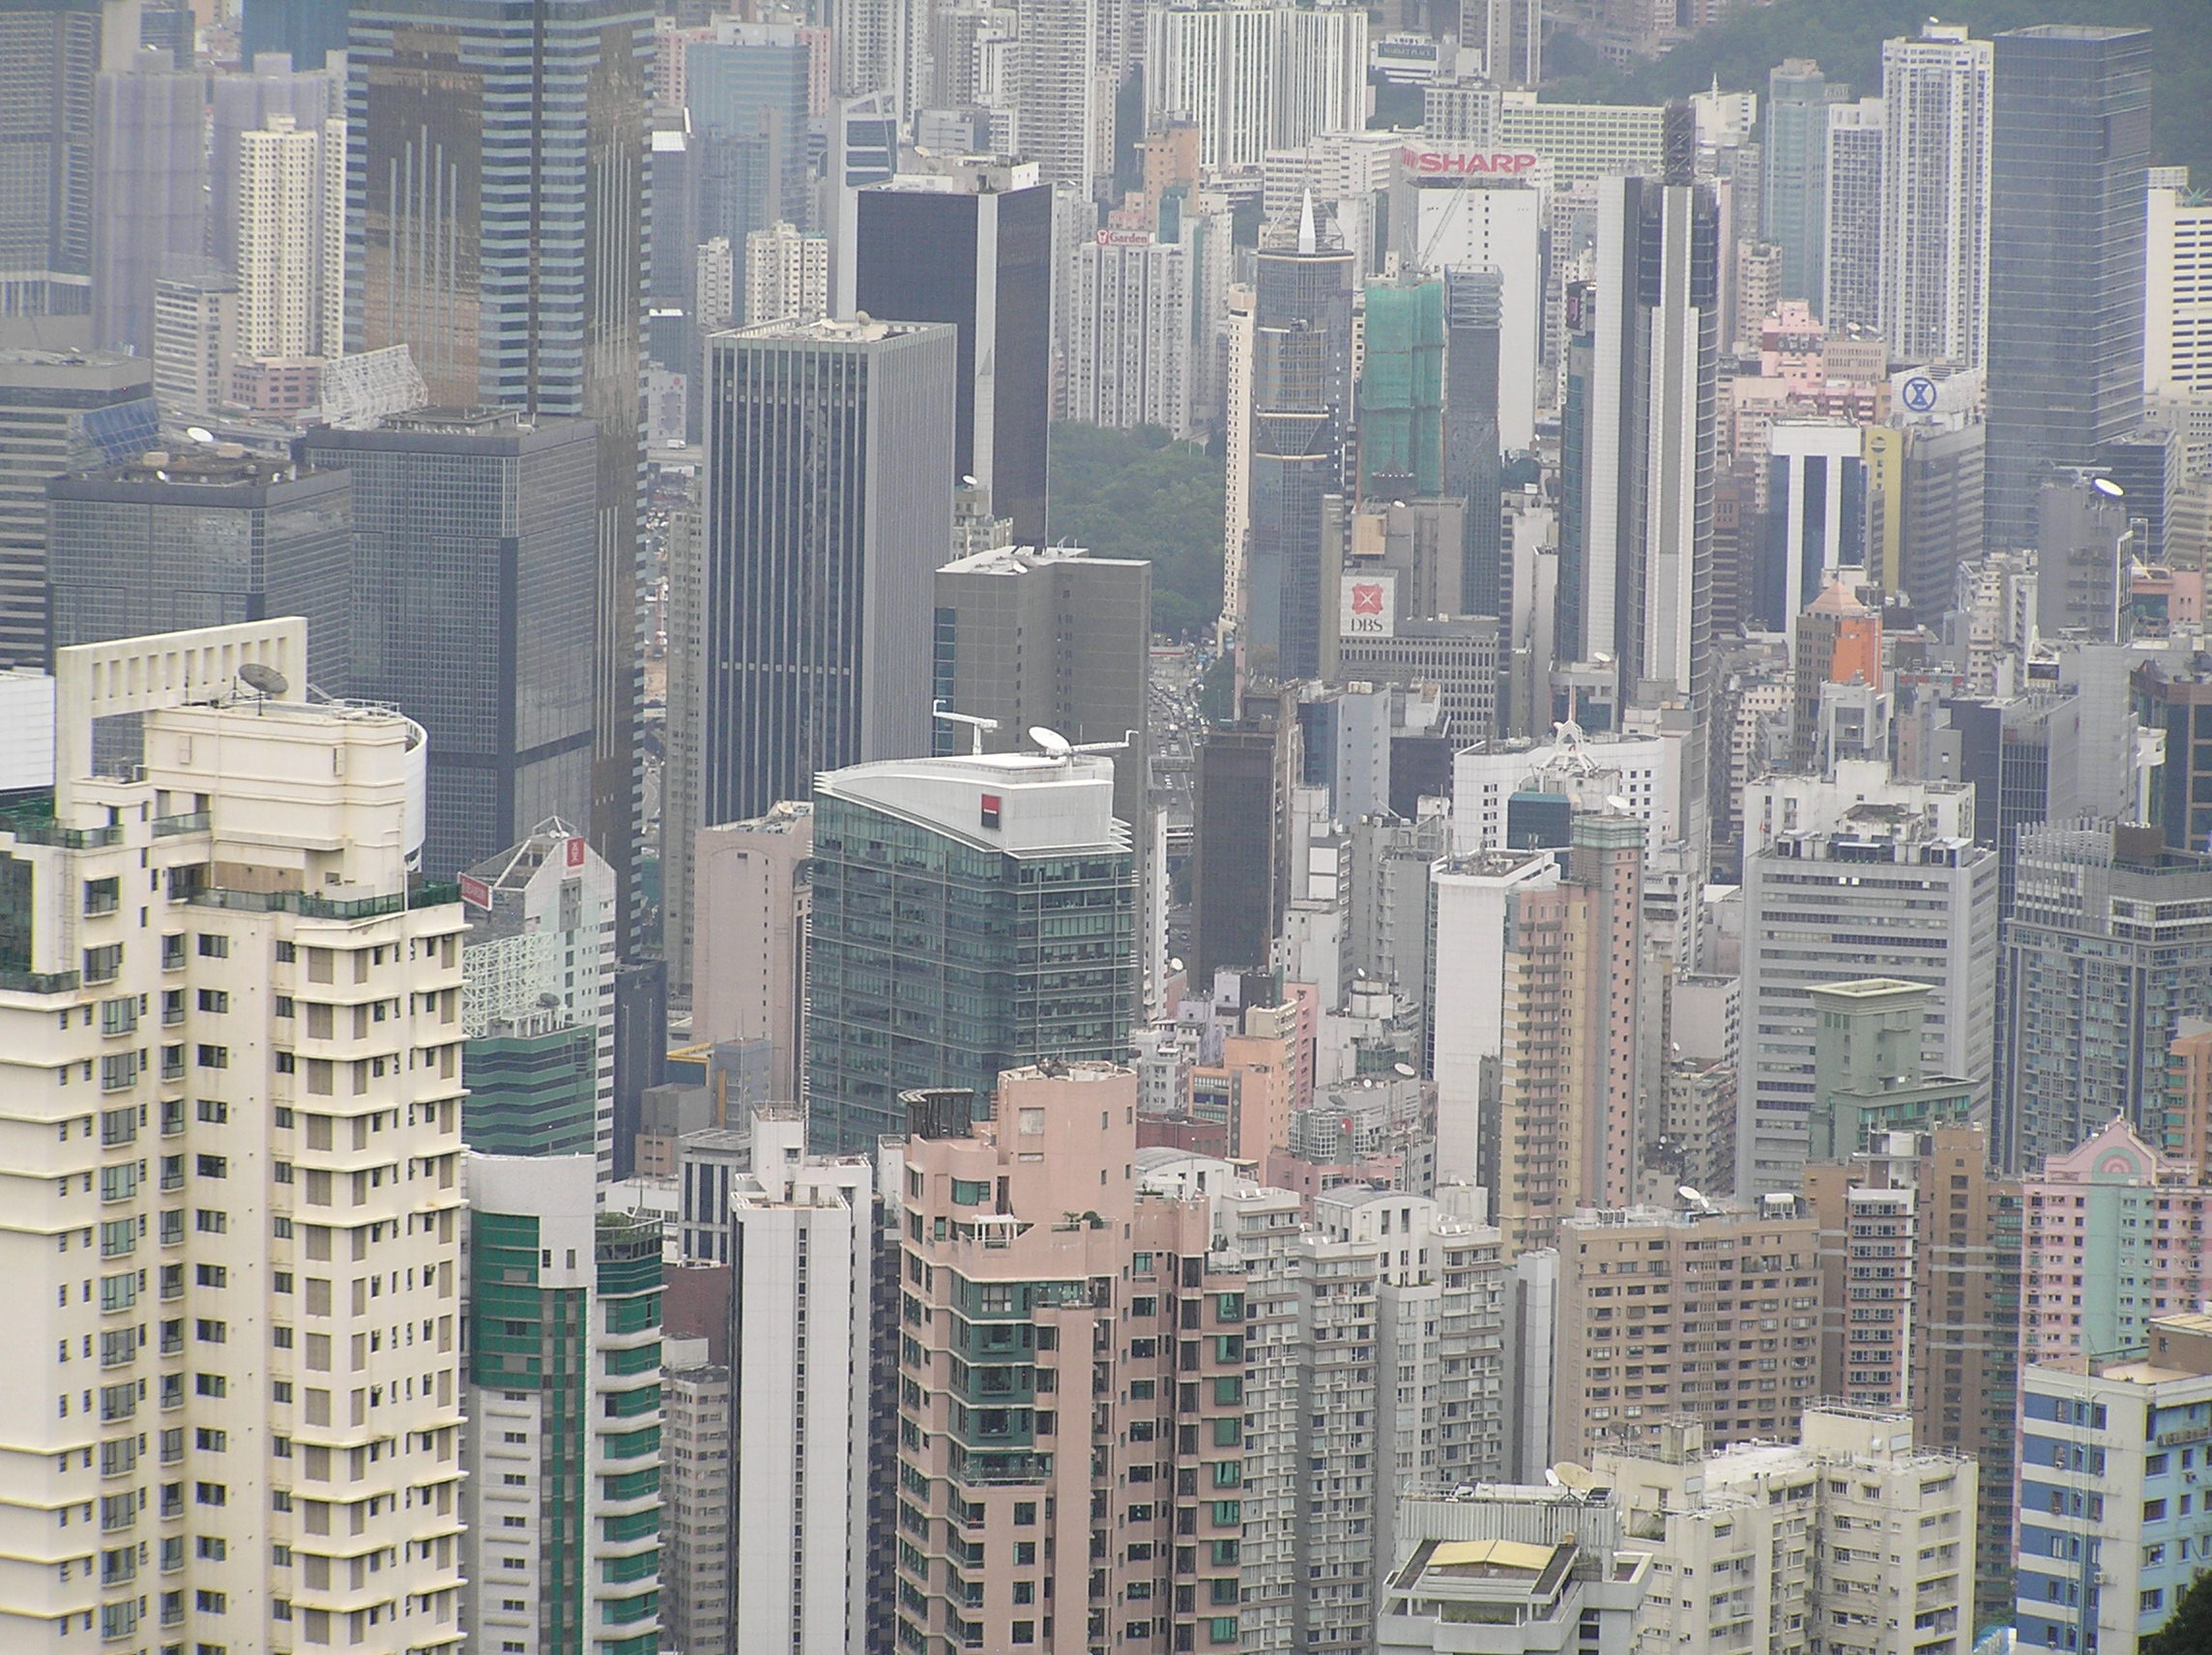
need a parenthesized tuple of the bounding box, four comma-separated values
(302, 410, 602, 880)
(240, 0, 351, 68)
(694, 317, 954, 828)
(1443, 264, 1505, 617)
(685, 23, 815, 249)
(0, 0, 118, 318)
(346, 0, 652, 934)
(1985, 24, 2152, 553)
(854, 171, 1054, 546)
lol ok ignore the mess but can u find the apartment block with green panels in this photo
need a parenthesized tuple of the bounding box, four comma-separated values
(465, 1154, 664, 1655)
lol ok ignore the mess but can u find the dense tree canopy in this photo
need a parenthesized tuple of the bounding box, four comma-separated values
(1048, 423, 1225, 641)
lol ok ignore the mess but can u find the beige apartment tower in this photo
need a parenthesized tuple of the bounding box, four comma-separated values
(0, 620, 467, 1652)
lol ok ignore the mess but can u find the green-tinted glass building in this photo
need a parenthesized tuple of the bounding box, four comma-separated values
(803, 751, 1136, 1154)
(464, 1154, 664, 1655)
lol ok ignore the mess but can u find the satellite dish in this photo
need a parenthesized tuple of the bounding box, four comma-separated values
(1677, 1184, 1705, 1205)
(1392, 1061, 1417, 1078)
(1607, 795, 1633, 813)
(238, 662, 289, 699)
(1591, 651, 1612, 664)
(1029, 725, 1071, 759)
(185, 425, 215, 445)
(1543, 1468, 1562, 1488)
(1167, 957, 1184, 973)
(961, 474, 979, 487)
(2092, 477, 2125, 498)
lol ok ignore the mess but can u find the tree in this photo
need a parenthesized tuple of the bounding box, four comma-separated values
(2145, 1569, 2212, 1655)
(1047, 422, 1225, 640)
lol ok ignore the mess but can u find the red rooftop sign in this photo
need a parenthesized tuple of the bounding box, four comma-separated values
(1399, 147, 1542, 178)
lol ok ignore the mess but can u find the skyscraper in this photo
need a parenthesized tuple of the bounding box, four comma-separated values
(210, 49, 339, 273)
(346, 0, 652, 920)
(1063, 231, 1195, 437)
(0, 0, 135, 319)
(804, 751, 1137, 1152)
(1143, 2, 1368, 173)
(302, 409, 603, 880)
(1821, 96, 1885, 334)
(685, 21, 816, 251)
(235, 112, 346, 361)
(690, 316, 953, 831)
(0, 618, 468, 1653)
(462, 1155, 663, 1655)
(1762, 59, 1841, 308)
(1985, 24, 2153, 552)
(88, 53, 207, 359)
(854, 166, 1054, 545)
(0, 345, 156, 669)
(239, 0, 351, 70)
(1879, 22, 1992, 369)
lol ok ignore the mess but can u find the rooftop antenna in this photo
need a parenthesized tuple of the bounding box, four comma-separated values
(932, 700, 1000, 755)
(1297, 188, 1318, 255)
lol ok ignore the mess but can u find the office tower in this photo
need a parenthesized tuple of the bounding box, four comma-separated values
(1428, 848, 1557, 1184)
(1802, 977, 1974, 1162)
(0, 0, 138, 318)
(240, 0, 350, 69)
(1553, 1200, 1820, 1465)
(1440, 268, 1508, 617)
(0, 346, 155, 667)
(1804, 1123, 2022, 1627)
(1596, 1408, 1975, 1655)
(463, 1154, 663, 1655)
(1821, 96, 1885, 334)
(1382, 1484, 1649, 1655)
(1570, 114, 1719, 857)
(686, 21, 815, 250)
(1064, 231, 1194, 436)
(1762, 60, 1841, 307)
(804, 751, 1136, 1152)
(1453, 731, 1681, 853)
(347, 0, 652, 920)
(2034, 473, 2133, 641)
(719, 1108, 874, 1654)
(684, 801, 811, 1096)
(458, 822, 618, 1176)
(0, 618, 467, 1653)
(892, 1065, 1246, 1655)
(1496, 94, 1664, 187)
(1878, 22, 1993, 369)
(691, 317, 952, 835)
(1394, 170, 1540, 460)
(1896, 411, 1986, 613)
(1191, 697, 1293, 982)
(1485, 813, 1643, 1251)
(1246, 198, 1356, 682)
(2148, 175, 2212, 398)
(1986, 25, 2153, 552)
(1464, 0, 1539, 89)
(1143, 3, 1367, 172)
(661, 1339, 733, 1655)
(1758, 422, 1866, 634)
(854, 169, 1052, 544)
(150, 261, 239, 420)
(211, 51, 340, 274)
(2097, 422, 2181, 564)
(933, 543, 1151, 835)
(1739, 789, 1996, 1196)
(1423, 75, 1500, 145)
(1358, 277, 1444, 500)
(2003, 824, 2212, 1172)
(2016, 1314, 2212, 1655)
(235, 112, 346, 361)
(301, 410, 600, 878)
(1336, 619, 1501, 747)
(742, 219, 829, 324)
(835, 0, 928, 117)
(88, 55, 207, 359)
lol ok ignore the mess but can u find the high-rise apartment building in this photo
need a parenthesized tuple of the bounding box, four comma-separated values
(2147, 174, 2212, 399)
(462, 1154, 663, 1655)
(805, 751, 1136, 1153)
(742, 219, 830, 324)
(1821, 97, 1885, 334)
(1739, 795, 1996, 1195)
(88, 57, 208, 360)
(347, 0, 652, 920)
(1495, 92, 1664, 187)
(1464, 0, 1539, 89)
(45, 441, 352, 675)
(1762, 60, 1842, 307)
(149, 261, 238, 421)
(684, 801, 811, 1095)
(2002, 824, 2212, 1172)
(1985, 25, 2153, 552)
(1014, 0, 1108, 197)
(1142, 3, 1367, 172)
(1429, 848, 1559, 1186)
(720, 1107, 874, 1654)
(0, 0, 137, 318)
(1878, 23, 1992, 369)
(235, 112, 346, 361)
(0, 618, 468, 1653)
(660, 1339, 733, 1655)
(0, 346, 155, 668)
(892, 1065, 1246, 1655)
(687, 317, 952, 837)
(854, 169, 1053, 544)
(211, 50, 340, 274)
(1597, 1408, 1975, 1655)
(1804, 1123, 2022, 1627)
(458, 822, 618, 1177)
(1553, 1201, 1821, 1466)
(1064, 232, 1194, 437)
(301, 410, 603, 880)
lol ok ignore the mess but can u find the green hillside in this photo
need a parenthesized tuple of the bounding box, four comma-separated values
(1545, 0, 2208, 183)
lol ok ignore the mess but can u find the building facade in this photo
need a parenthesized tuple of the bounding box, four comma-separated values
(1877, 23, 1992, 369)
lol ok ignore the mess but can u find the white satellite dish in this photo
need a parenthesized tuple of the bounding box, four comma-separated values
(1029, 725, 1071, 760)
(1392, 1061, 1417, 1079)
(2092, 476, 2125, 498)
(1543, 1468, 1562, 1488)
(1591, 651, 1612, 664)
(1607, 795, 1633, 813)
(1167, 957, 1184, 973)
(185, 425, 216, 446)
(1677, 1184, 1705, 1205)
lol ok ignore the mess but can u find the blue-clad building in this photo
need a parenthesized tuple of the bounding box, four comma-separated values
(2016, 1313, 2212, 1654)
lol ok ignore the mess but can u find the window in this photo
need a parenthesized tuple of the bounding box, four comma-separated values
(1011, 1623, 1035, 1645)
(195, 1154, 227, 1179)
(195, 1320, 226, 1344)
(83, 877, 119, 916)
(194, 1430, 226, 1453)
(1212, 1417, 1242, 1447)
(1209, 1616, 1238, 1643)
(99, 997, 136, 1036)
(193, 1482, 226, 1506)
(1014, 1501, 1036, 1526)
(195, 1099, 228, 1124)
(84, 944, 122, 983)
(99, 1052, 137, 1092)
(194, 1589, 226, 1612)
(196, 989, 229, 1014)
(195, 1046, 227, 1070)
(100, 1106, 136, 1146)
(194, 1375, 226, 1398)
(1013, 1542, 1037, 1567)
(196, 1264, 226, 1289)
(197, 935, 228, 959)
(195, 1210, 227, 1234)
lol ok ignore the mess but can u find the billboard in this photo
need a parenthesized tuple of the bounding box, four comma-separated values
(1399, 147, 1544, 179)
(1340, 571, 1396, 639)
